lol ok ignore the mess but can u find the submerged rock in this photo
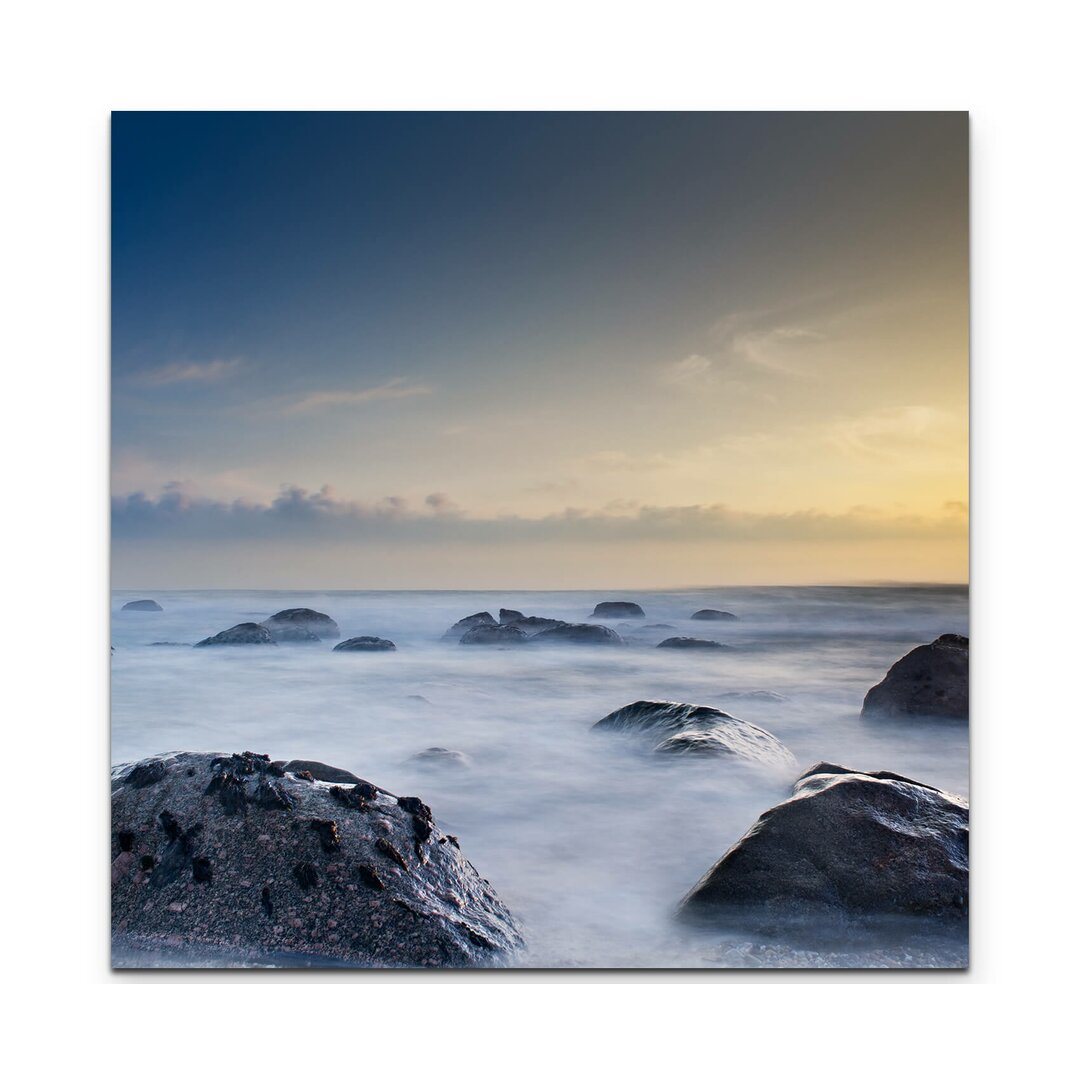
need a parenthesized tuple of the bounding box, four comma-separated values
(459, 624, 528, 646)
(719, 690, 788, 703)
(111, 750, 524, 967)
(442, 612, 496, 641)
(590, 601, 645, 619)
(691, 609, 737, 621)
(261, 608, 341, 639)
(333, 636, 396, 652)
(122, 599, 163, 612)
(593, 700, 795, 769)
(530, 623, 625, 646)
(679, 763, 968, 923)
(267, 626, 322, 644)
(499, 612, 568, 634)
(499, 609, 525, 624)
(861, 634, 969, 720)
(656, 637, 730, 650)
(409, 747, 472, 769)
(194, 622, 276, 647)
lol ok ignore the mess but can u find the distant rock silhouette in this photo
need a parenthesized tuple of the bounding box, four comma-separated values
(194, 623, 275, 647)
(691, 609, 737, 621)
(531, 623, 625, 646)
(122, 599, 163, 612)
(442, 612, 496, 641)
(590, 601, 645, 619)
(261, 608, 340, 639)
(333, 636, 396, 652)
(656, 637, 730, 650)
(460, 624, 529, 646)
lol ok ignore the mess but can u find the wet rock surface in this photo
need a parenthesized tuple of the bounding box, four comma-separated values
(590, 601, 645, 619)
(657, 637, 730, 650)
(593, 700, 796, 769)
(112, 751, 524, 967)
(691, 608, 737, 621)
(442, 612, 496, 641)
(459, 623, 529, 646)
(679, 763, 968, 924)
(194, 622, 276, 647)
(333, 636, 397, 652)
(261, 608, 341, 639)
(862, 634, 969, 719)
(266, 626, 322, 644)
(498, 609, 568, 634)
(530, 623, 625, 646)
(274, 760, 366, 785)
(122, 599, 163, 612)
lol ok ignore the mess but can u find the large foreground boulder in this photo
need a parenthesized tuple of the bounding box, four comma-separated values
(590, 601, 645, 619)
(862, 634, 969, 720)
(593, 700, 796, 769)
(122, 599, 163, 612)
(333, 636, 396, 652)
(262, 608, 341, 639)
(111, 751, 524, 967)
(691, 609, 737, 621)
(530, 623, 625, 646)
(442, 612, 496, 641)
(679, 762, 968, 923)
(657, 637, 729, 650)
(194, 623, 275, 647)
(460, 624, 528, 646)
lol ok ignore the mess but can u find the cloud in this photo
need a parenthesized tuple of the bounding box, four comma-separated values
(113, 483, 967, 545)
(660, 354, 712, 385)
(131, 358, 246, 386)
(282, 378, 432, 414)
(824, 406, 955, 460)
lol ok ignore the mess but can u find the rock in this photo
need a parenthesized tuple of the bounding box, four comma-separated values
(333, 636, 396, 652)
(267, 626, 322, 644)
(691, 609, 738, 621)
(261, 608, 341, 639)
(122, 599, 163, 612)
(656, 637, 730, 650)
(147, 642, 192, 647)
(111, 751, 524, 967)
(530, 623, 625, 646)
(593, 700, 795, 769)
(409, 747, 472, 769)
(500, 614, 568, 634)
(274, 760, 366, 785)
(679, 762, 968, 922)
(442, 612, 496, 641)
(861, 634, 969, 720)
(499, 609, 524, 624)
(719, 690, 788, 703)
(459, 624, 529, 646)
(589, 601, 645, 619)
(194, 623, 276, 647)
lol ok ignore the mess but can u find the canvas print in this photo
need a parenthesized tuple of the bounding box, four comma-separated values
(111, 112, 969, 969)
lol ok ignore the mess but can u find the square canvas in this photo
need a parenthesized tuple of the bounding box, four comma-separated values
(111, 112, 969, 969)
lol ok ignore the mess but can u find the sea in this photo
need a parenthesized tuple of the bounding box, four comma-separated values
(111, 585, 969, 969)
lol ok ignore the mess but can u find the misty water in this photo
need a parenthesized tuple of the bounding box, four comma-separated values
(111, 586, 969, 969)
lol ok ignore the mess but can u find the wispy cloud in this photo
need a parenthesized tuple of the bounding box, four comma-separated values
(282, 378, 433, 415)
(131, 357, 246, 386)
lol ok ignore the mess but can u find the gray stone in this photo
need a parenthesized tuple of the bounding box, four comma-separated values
(530, 623, 625, 646)
(333, 636, 396, 652)
(862, 634, 969, 720)
(194, 623, 276, 647)
(122, 599, 163, 612)
(261, 608, 341, 639)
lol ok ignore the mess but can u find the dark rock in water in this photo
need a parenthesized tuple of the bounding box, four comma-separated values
(657, 637, 730, 650)
(590, 601, 645, 619)
(147, 641, 192, 647)
(593, 700, 796, 769)
(629, 623, 676, 631)
(691, 609, 738, 621)
(275, 760, 364, 785)
(679, 763, 968, 922)
(499, 609, 524, 624)
(720, 690, 788, 703)
(122, 599, 163, 612)
(459, 624, 528, 646)
(498, 609, 568, 633)
(194, 622, 276, 647)
(267, 626, 322, 644)
(261, 608, 340, 639)
(861, 634, 969, 720)
(333, 636, 396, 652)
(111, 751, 524, 967)
(442, 612, 496, 641)
(409, 747, 471, 769)
(530, 623, 625, 646)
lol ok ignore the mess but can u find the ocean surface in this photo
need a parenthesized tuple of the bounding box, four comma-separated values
(111, 585, 969, 968)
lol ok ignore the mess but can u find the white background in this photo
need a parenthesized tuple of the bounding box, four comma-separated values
(2, 0, 1076, 1072)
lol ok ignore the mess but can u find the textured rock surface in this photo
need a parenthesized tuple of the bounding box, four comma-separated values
(691, 609, 737, 621)
(274, 760, 366, 785)
(333, 636, 396, 652)
(862, 634, 969, 719)
(267, 626, 322, 644)
(593, 700, 796, 769)
(122, 599, 163, 612)
(679, 762, 968, 922)
(499, 611, 568, 633)
(590, 601, 645, 619)
(656, 637, 730, 650)
(442, 612, 496, 641)
(409, 747, 472, 769)
(111, 751, 524, 967)
(194, 622, 276, 647)
(459, 624, 529, 646)
(261, 608, 341, 639)
(530, 623, 625, 646)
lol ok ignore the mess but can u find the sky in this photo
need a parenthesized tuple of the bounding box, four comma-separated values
(112, 112, 968, 588)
